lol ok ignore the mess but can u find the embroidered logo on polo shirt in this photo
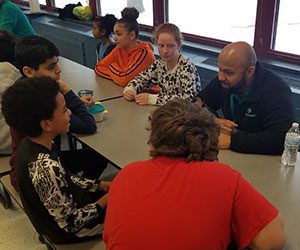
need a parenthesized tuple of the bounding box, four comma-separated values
(245, 107, 256, 118)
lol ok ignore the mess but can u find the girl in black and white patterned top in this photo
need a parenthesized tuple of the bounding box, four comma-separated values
(123, 23, 202, 106)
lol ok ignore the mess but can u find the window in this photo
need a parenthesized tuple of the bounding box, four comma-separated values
(53, 0, 88, 9)
(274, 0, 300, 55)
(99, 0, 126, 19)
(12, 0, 300, 63)
(99, 0, 153, 26)
(168, 1, 257, 45)
(139, 0, 153, 26)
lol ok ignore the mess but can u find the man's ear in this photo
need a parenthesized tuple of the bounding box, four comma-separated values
(22, 66, 36, 78)
(246, 65, 256, 79)
(40, 119, 52, 132)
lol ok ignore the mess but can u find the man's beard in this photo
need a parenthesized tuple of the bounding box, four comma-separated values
(230, 75, 247, 93)
(220, 69, 249, 94)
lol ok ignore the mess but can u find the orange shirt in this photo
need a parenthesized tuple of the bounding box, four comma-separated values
(94, 40, 156, 87)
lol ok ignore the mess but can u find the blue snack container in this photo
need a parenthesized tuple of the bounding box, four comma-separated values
(89, 103, 105, 122)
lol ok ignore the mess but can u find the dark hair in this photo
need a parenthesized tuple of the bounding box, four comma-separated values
(94, 14, 117, 37)
(15, 35, 60, 76)
(1, 77, 60, 137)
(154, 23, 183, 47)
(0, 29, 17, 64)
(149, 98, 219, 162)
(117, 7, 139, 37)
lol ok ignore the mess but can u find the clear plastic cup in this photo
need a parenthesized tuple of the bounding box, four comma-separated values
(78, 89, 94, 98)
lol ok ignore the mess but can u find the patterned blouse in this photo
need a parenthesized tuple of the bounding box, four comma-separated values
(126, 55, 202, 105)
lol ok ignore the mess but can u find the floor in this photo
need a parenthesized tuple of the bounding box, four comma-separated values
(0, 163, 118, 250)
(0, 135, 119, 250)
(0, 192, 46, 250)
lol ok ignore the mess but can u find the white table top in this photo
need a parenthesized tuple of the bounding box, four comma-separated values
(75, 98, 153, 167)
(59, 57, 123, 101)
(74, 92, 299, 250)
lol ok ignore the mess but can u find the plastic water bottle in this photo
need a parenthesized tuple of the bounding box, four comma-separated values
(281, 123, 300, 167)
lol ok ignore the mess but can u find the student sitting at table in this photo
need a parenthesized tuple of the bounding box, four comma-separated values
(2, 76, 110, 244)
(0, 29, 21, 155)
(9, 35, 107, 192)
(92, 14, 118, 62)
(198, 41, 294, 155)
(104, 98, 286, 250)
(123, 23, 202, 105)
(94, 7, 156, 87)
(0, 0, 36, 39)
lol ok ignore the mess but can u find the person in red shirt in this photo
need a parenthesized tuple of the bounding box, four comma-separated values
(104, 98, 286, 250)
(94, 7, 155, 87)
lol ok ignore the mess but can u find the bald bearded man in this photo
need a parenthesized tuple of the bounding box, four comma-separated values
(199, 41, 294, 155)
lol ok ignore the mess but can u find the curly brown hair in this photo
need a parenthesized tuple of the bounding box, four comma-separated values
(117, 7, 140, 37)
(149, 98, 219, 162)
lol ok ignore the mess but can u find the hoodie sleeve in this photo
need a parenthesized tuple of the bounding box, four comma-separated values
(29, 156, 103, 235)
(230, 85, 294, 155)
(64, 90, 97, 134)
(94, 47, 117, 80)
(70, 175, 100, 192)
(0, 6, 17, 32)
(126, 61, 158, 92)
(95, 44, 156, 87)
(198, 77, 223, 113)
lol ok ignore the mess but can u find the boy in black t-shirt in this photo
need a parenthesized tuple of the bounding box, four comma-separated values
(2, 77, 110, 244)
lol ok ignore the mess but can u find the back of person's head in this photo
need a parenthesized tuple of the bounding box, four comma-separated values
(15, 35, 60, 75)
(94, 14, 118, 37)
(0, 29, 17, 65)
(117, 7, 139, 37)
(154, 23, 183, 47)
(1, 77, 59, 138)
(149, 98, 219, 162)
